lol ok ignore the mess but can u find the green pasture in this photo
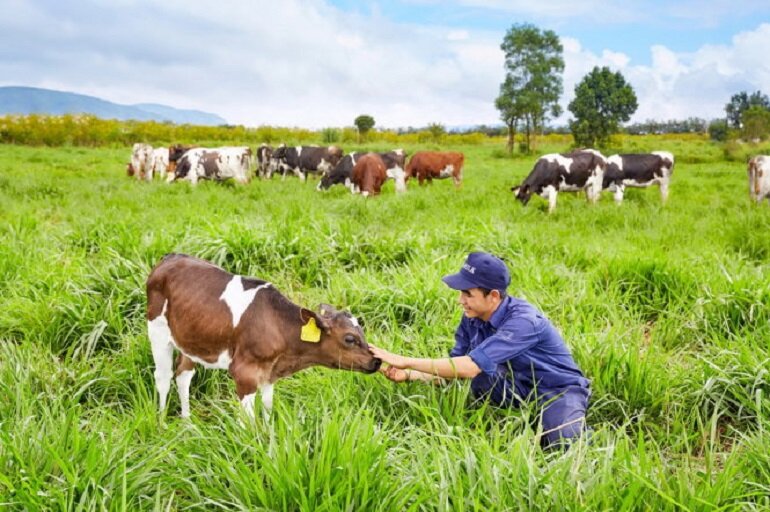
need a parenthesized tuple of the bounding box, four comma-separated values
(1, 142, 769, 510)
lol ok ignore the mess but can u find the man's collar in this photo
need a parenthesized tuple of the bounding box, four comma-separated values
(487, 295, 512, 329)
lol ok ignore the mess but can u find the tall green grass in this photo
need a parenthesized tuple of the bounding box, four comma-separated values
(1, 142, 769, 510)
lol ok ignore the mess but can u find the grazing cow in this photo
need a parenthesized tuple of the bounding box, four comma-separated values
(130, 143, 153, 181)
(405, 151, 464, 187)
(318, 152, 363, 192)
(256, 143, 273, 178)
(511, 149, 606, 213)
(748, 155, 770, 204)
(351, 153, 388, 197)
(318, 149, 407, 193)
(171, 147, 253, 185)
(147, 147, 170, 181)
(270, 145, 344, 181)
(603, 151, 675, 203)
(379, 149, 407, 192)
(146, 254, 381, 418)
(167, 144, 197, 176)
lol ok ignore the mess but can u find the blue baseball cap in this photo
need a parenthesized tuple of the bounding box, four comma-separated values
(442, 252, 511, 291)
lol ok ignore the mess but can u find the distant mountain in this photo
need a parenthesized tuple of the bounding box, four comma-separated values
(0, 86, 227, 126)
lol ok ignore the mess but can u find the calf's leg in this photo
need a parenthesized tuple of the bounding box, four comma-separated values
(147, 306, 175, 414)
(231, 361, 271, 420)
(175, 354, 196, 418)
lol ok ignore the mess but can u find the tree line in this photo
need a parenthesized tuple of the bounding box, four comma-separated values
(0, 113, 490, 148)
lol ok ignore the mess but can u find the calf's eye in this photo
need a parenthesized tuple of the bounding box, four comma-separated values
(344, 335, 359, 346)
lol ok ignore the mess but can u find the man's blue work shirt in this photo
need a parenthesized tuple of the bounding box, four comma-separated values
(450, 296, 589, 407)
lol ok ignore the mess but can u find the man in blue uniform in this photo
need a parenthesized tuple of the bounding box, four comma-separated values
(369, 252, 590, 447)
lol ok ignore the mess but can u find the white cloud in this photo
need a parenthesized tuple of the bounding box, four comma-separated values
(0, 2, 768, 128)
(447, 30, 470, 41)
(560, 23, 770, 123)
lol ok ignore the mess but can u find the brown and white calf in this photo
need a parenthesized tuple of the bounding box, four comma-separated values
(748, 155, 770, 204)
(351, 153, 388, 197)
(405, 151, 464, 187)
(146, 254, 381, 418)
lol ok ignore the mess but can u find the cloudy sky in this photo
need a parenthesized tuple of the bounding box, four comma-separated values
(2, 0, 769, 128)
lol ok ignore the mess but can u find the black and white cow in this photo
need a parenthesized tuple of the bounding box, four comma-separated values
(270, 145, 344, 181)
(511, 149, 606, 213)
(603, 151, 675, 203)
(379, 149, 407, 192)
(317, 149, 407, 193)
(256, 143, 273, 179)
(317, 152, 363, 191)
(171, 147, 253, 185)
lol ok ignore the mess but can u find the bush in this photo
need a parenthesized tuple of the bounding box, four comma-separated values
(708, 119, 729, 142)
(321, 128, 340, 144)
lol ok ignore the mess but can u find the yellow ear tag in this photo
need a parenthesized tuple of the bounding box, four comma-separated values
(301, 317, 322, 343)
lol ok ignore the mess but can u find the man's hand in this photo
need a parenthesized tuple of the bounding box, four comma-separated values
(379, 366, 410, 383)
(368, 344, 409, 369)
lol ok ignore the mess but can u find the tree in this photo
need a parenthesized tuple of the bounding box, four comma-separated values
(725, 90, 770, 129)
(496, 23, 563, 154)
(495, 76, 526, 154)
(741, 106, 770, 141)
(708, 119, 729, 142)
(354, 114, 375, 142)
(426, 122, 445, 144)
(568, 66, 637, 148)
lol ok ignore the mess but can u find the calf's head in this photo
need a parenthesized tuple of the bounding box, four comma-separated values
(300, 304, 381, 373)
(511, 184, 532, 205)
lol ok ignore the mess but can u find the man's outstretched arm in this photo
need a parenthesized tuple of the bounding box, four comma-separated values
(370, 344, 482, 380)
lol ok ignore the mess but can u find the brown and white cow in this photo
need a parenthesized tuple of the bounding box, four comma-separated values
(146, 254, 381, 418)
(351, 153, 388, 197)
(167, 144, 197, 177)
(603, 151, 675, 203)
(170, 147, 253, 185)
(270, 145, 344, 181)
(318, 149, 407, 193)
(511, 149, 606, 213)
(130, 143, 153, 181)
(748, 155, 770, 204)
(146, 147, 170, 181)
(405, 151, 464, 187)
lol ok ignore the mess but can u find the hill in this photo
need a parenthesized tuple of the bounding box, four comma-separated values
(0, 86, 227, 126)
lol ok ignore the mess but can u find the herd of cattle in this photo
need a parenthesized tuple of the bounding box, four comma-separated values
(127, 143, 770, 210)
(127, 143, 463, 196)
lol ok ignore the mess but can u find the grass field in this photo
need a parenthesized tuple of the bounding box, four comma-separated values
(1, 141, 769, 510)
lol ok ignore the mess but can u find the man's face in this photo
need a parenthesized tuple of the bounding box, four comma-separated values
(458, 288, 499, 321)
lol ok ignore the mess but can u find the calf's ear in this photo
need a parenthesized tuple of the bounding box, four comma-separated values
(318, 303, 338, 318)
(300, 308, 331, 333)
